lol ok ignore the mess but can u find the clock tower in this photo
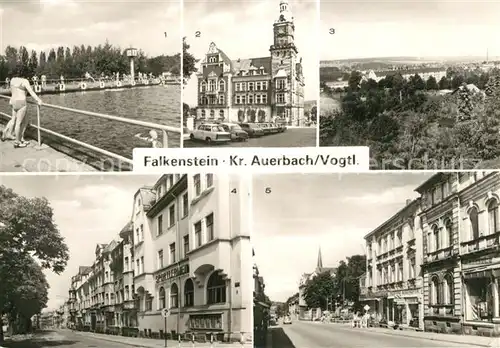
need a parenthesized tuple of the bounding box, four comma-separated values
(270, 0, 305, 126)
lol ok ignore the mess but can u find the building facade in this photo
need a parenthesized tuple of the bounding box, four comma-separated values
(418, 172, 500, 336)
(298, 248, 336, 319)
(195, 0, 305, 126)
(361, 199, 424, 329)
(68, 174, 252, 343)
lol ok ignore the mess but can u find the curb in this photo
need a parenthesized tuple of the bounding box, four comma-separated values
(370, 329, 493, 347)
(329, 325, 493, 347)
(72, 331, 250, 348)
(72, 331, 164, 348)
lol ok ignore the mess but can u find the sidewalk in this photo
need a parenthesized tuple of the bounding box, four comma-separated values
(326, 322, 500, 347)
(73, 331, 252, 348)
(0, 130, 96, 172)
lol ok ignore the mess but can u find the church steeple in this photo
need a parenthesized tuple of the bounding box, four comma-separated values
(316, 247, 323, 271)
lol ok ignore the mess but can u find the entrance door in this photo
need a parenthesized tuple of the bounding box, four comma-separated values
(90, 314, 96, 331)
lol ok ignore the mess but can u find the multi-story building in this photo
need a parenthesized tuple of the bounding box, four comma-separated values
(195, 0, 305, 126)
(417, 172, 500, 336)
(68, 174, 252, 342)
(361, 198, 424, 329)
(298, 248, 336, 319)
(119, 222, 138, 330)
(253, 256, 270, 348)
(69, 266, 92, 329)
(131, 174, 252, 342)
(362, 68, 447, 83)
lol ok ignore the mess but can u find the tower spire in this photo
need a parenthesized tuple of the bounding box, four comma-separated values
(278, 0, 292, 22)
(316, 246, 323, 270)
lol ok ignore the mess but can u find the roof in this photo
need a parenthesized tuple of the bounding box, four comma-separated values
(364, 198, 420, 240)
(231, 57, 272, 75)
(78, 266, 91, 275)
(136, 187, 156, 211)
(414, 173, 449, 194)
(103, 240, 117, 253)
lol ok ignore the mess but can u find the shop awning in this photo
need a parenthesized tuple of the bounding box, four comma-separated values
(463, 269, 492, 279)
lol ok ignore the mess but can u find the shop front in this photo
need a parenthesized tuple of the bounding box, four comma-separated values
(462, 256, 500, 336)
(387, 289, 423, 329)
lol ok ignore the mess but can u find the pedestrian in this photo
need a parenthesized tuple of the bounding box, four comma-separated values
(2, 76, 43, 147)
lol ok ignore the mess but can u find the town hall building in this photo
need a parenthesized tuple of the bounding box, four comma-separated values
(195, 0, 306, 126)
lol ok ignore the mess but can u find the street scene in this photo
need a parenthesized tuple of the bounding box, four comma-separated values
(252, 172, 500, 347)
(0, 174, 252, 347)
(182, 0, 318, 148)
(319, 1, 500, 169)
(0, 1, 182, 172)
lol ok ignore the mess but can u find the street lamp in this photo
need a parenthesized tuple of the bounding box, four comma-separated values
(126, 47, 138, 82)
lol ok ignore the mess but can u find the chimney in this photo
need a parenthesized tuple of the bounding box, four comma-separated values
(406, 199, 412, 206)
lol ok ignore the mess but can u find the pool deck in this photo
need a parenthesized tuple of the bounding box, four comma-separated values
(0, 127, 96, 172)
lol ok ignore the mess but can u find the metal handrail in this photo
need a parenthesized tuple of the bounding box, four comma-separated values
(0, 95, 181, 167)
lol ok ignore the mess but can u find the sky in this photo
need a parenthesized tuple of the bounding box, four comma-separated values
(0, 0, 180, 58)
(251, 172, 433, 303)
(0, 173, 160, 311)
(320, 0, 500, 60)
(183, 0, 319, 105)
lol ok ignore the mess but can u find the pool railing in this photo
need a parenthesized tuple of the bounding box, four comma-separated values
(0, 94, 181, 168)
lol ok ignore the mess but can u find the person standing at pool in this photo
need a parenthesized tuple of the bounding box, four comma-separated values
(2, 77, 43, 148)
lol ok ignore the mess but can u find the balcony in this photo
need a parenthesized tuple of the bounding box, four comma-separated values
(188, 239, 231, 287)
(429, 304, 453, 316)
(123, 300, 136, 310)
(426, 246, 453, 263)
(460, 232, 499, 255)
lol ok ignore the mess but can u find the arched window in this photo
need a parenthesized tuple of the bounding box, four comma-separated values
(170, 283, 178, 308)
(219, 95, 225, 105)
(443, 274, 453, 305)
(430, 276, 440, 305)
(201, 109, 206, 118)
(207, 272, 226, 304)
(159, 287, 166, 309)
(184, 279, 194, 307)
(488, 199, 498, 235)
(219, 80, 225, 92)
(209, 79, 216, 92)
(444, 219, 453, 248)
(219, 110, 224, 119)
(210, 109, 215, 118)
(469, 207, 480, 240)
(433, 225, 440, 251)
(200, 82, 206, 92)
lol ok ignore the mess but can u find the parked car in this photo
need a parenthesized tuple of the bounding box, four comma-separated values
(276, 123, 287, 132)
(265, 123, 280, 134)
(283, 316, 292, 325)
(189, 123, 231, 144)
(220, 123, 249, 141)
(239, 123, 264, 137)
(255, 123, 272, 134)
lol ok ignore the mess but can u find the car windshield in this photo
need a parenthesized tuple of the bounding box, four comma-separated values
(213, 126, 225, 132)
(231, 125, 243, 130)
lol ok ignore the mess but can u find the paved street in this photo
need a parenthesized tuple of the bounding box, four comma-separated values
(1, 330, 251, 348)
(183, 128, 316, 148)
(268, 321, 499, 348)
